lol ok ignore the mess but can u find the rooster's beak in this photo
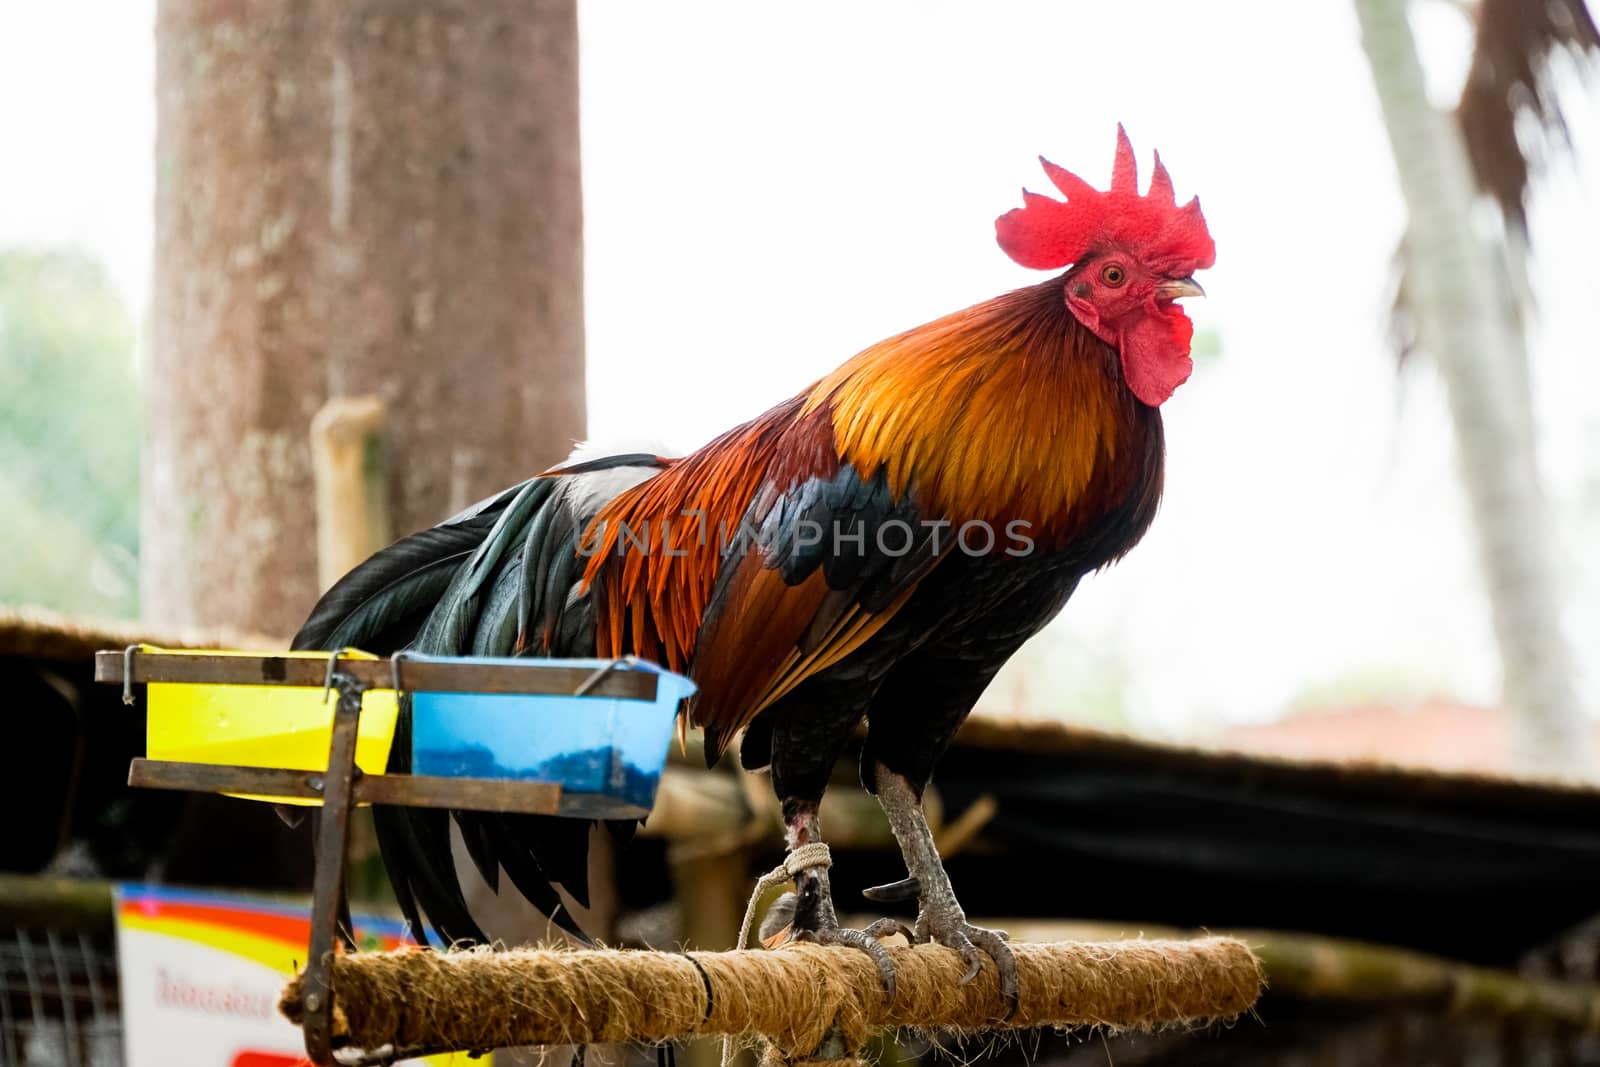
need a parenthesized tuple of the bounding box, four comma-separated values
(1156, 276, 1205, 301)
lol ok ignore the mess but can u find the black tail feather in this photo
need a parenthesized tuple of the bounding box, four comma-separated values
(295, 525, 495, 654)
(373, 802, 487, 947)
(478, 815, 593, 944)
(288, 471, 652, 950)
(513, 814, 594, 911)
(457, 814, 503, 894)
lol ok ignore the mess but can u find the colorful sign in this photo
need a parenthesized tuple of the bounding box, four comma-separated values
(114, 884, 481, 1067)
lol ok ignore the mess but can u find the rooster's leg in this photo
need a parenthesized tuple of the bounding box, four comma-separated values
(757, 800, 907, 1002)
(865, 761, 1019, 1009)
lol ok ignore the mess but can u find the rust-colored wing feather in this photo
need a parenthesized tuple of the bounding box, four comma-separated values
(583, 396, 947, 764)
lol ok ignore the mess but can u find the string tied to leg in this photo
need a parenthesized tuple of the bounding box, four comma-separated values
(722, 843, 834, 1067)
(735, 843, 832, 954)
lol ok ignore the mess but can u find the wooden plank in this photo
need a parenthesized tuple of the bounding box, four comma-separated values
(129, 757, 326, 799)
(127, 758, 564, 815)
(96, 650, 657, 700)
(363, 773, 563, 815)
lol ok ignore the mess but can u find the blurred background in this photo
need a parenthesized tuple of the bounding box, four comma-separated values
(3, 0, 1599, 767)
(4, 2, 1600, 1065)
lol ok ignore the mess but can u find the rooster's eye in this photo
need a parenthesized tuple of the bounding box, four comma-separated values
(1100, 263, 1127, 287)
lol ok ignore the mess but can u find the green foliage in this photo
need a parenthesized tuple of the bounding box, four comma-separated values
(0, 248, 140, 617)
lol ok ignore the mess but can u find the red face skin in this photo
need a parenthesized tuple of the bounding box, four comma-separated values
(1063, 252, 1201, 408)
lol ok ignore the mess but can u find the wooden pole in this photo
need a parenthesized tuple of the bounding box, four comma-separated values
(145, 0, 587, 637)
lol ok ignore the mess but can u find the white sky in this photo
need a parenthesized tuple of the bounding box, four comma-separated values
(3, 1, 1598, 740)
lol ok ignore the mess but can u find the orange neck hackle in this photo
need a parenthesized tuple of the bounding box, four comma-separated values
(802, 279, 1129, 540)
(580, 277, 1141, 670)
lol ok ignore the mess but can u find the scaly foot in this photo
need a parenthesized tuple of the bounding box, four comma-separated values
(921, 905, 1016, 1005)
(759, 867, 903, 1003)
(864, 873, 1017, 1009)
(866, 761, 1022, 1014)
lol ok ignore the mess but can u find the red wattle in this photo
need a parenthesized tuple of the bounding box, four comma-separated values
(1119, 306, 1195, 407)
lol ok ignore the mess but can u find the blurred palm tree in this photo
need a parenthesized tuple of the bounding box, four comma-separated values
(1355, 0, 1598, 779)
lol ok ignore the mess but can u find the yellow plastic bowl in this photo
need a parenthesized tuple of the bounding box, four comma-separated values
(144, 648, 399, 806)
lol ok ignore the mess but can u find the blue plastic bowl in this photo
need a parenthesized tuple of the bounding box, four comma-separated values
(406, 655, 696, 820)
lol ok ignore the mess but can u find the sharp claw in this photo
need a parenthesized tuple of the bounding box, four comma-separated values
(922, 918, 1017, 1008)
(862, 876, 921, 903)
(958, 940, 983, 984)
(778, 866, 897, 1005)
(815, 927, 897, 1005)
(862, 918, 916, 943)
(968, 927, 1019, 1014)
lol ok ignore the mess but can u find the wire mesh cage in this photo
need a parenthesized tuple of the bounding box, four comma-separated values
(0, 929, 121, 1067)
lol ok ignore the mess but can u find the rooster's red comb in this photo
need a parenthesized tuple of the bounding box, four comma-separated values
(995, 125, 1215, 276)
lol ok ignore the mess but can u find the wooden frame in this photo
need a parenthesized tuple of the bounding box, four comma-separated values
(101, 646, 654, 1065)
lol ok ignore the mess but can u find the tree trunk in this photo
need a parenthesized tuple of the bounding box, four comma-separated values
(1354, 0, 1590, 779)
(144, 0, 586, 638)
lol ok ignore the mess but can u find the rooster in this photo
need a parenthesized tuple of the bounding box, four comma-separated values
(293, 126, 1214, 1004)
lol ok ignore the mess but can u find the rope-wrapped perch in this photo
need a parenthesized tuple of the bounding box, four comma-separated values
(278, 938, 1262, 1061)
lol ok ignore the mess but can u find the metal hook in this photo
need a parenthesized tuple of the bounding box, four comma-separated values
(122, 644, 145, 706)
(322, 648, 349, 704)
(390, 649, 418, 696)
(573, 655, 641, 697)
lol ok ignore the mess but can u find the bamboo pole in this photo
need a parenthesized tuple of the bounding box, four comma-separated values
(0, 874, 114, 933)
(310, 394, 390, 594)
